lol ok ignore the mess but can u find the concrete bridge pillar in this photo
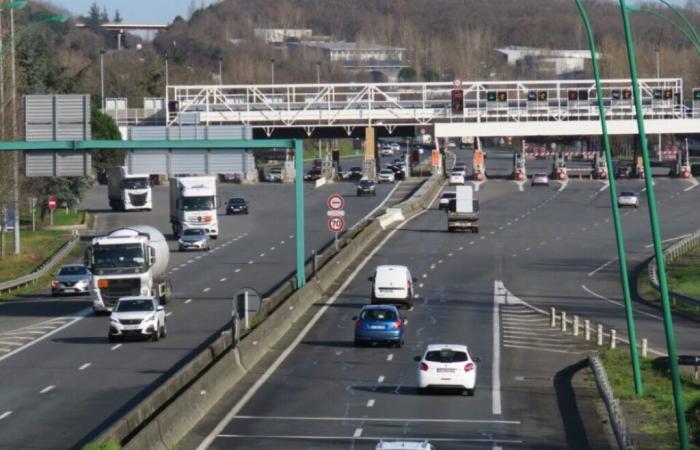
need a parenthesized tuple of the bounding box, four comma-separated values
(363, 127, 377, 179)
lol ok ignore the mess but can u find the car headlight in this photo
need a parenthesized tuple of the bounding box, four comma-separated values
(178, 238, 185, 244)
(143, 313, 156, 323)
(110, 317, 119, 324)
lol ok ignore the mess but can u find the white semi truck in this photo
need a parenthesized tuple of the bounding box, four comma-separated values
(86, 225, 171, 314)
(169, 176, 219, 239)
(107, 166, 153, 211)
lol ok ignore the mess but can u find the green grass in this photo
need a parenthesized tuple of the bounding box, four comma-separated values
(600, 349, 700, 449)
(667, 245, 700, 298)
(0, 230, 72, 281)
(82, 440, 122, 450)
(45, 209, 86, 227)
(303, 139, 361, 161)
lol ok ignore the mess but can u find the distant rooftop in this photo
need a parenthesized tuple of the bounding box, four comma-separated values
(301, 41, 406, 52)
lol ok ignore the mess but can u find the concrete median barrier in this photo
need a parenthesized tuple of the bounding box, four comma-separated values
(93, 172, 445, 450)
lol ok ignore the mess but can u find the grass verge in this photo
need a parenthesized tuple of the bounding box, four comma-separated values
(637, 250, 700, 319)
(666, 244, 700, 298)
(0, 231, 72, 281)
(45, 209, 86, 227)
(82, 439, 122, 450)
(303, 139, 361, 161)
(600, 349, 700, 449)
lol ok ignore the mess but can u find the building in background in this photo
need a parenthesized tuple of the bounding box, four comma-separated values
(495, 46, 600, 79)
(254, 28, 313, 44)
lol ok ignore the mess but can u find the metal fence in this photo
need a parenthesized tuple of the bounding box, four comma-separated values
(648, 230, 700, 308)
(589, 354, 636, 450)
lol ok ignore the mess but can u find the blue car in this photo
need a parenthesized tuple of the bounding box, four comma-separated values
(353, 304, 406, 347)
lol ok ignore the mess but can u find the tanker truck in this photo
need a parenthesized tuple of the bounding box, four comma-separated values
(86, 225, 171, 314)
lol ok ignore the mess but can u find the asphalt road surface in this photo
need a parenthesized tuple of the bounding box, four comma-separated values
(184, 151, 700, 449)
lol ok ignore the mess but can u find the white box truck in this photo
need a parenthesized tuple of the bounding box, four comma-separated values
(107, 166, 153, 211)
(169, 176, 219, 239)
(86, 225, 171, 313)
(446, 185, 479, 233)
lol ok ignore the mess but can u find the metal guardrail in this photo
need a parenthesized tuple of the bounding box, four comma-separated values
(0, 236, 80, 295)
(648, 229, 700, 308)
(589, 354, 636, 450)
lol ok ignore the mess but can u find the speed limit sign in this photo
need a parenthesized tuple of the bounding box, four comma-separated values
(327, 215, 345, 233)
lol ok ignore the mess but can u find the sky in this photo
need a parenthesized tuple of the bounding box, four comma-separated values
(44, 0, 218, 24)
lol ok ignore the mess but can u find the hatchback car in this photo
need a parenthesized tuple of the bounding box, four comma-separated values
(449, 172, 465, 185)
(415, 344, 478, 395)
(439, 192, 456, 210)
(357, 179, 377, 196)
(51, 264, 91, 296)
(178, 228, 210, 251)
(531, 173, 550, 186)
(353, 304, 405, 347)
(452, 164, 467, 177)
(378, 169, 396, 183)
(226, 197, 249, 215)
(616, 166, 633, 179)
(618, 191, 639, 208)
(108, 296, 166, 342)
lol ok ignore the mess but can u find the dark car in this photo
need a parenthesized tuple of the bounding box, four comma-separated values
(304, 167, 322, 181)
(387, 164, 406, 180)
(349, 166, 364, 181)
(226, 197, 249, 215)
(357, 179, 377, 196)
(616, 166, 632, 179)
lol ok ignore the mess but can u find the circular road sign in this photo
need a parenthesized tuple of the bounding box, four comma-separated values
(328, 215, 345, 233)
(48, 196, 57, 210)
(453, 78, 462, 88)
(327, 194, 345, 211)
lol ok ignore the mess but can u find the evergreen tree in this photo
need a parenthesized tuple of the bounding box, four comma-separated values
(113, 10, 123, 24)
(86, 2, 102, 31)
(100, 6, 109, 23)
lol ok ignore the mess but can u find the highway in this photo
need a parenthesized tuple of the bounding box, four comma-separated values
(0, 153, 413, 449)
(181, 151, 700, 449)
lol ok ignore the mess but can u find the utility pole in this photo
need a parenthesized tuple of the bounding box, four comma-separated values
(656, 45, 662, 161)
(100, 50, 105, 111)
(0, 7, 4, 140)
(11, 6, 19, 255)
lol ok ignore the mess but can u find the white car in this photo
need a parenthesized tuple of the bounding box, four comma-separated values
(380, 144, 394, 157)
(531, 173, 550, 186)
(390, 143, 401, 152)
(449, 172, 465, 185)
(452, 164, 467, 177)
(378, 169, 396, 183)
(267, 168, 283, 182)
(108, 296, 167, 342)
(617, 191, 639, 208)
(416, 344, 477, 395)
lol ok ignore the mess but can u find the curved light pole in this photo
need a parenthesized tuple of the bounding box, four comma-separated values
(628, 5, 700, 55)
(619, 1, 689, 448)
(657, 0, 700, 47)
(573, 0, 643, 396)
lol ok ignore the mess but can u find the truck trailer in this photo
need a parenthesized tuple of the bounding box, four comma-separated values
(446, 185, 479, 233)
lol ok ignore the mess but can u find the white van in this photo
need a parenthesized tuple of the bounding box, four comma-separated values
(369, 265, 416, 309)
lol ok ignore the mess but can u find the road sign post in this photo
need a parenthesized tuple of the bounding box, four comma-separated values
(28, 197, 36, 232)
(48, 195, 56, 226)
(327, 194, 346, 251)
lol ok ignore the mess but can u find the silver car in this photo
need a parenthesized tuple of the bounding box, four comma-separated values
(178, 228, 210, 251)
(617, 191, 639, 208)
(51, 264, 91, 296)
(531, 173, 550, 186)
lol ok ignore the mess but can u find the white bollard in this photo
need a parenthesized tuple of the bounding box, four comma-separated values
(561, 312, 567, 333)
(573, 316, 579, 337)
(550, 307, 556, 328)
(585, 319, 591, 341)
(610, 329, 617, 349)
(597, 324, 603, 346)
(642, 338, 648, 358)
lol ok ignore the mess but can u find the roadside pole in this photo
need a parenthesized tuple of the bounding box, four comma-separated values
(618, 1, 688, 448)
(294, 139, 306, 288)
(574, 0, 642, 396)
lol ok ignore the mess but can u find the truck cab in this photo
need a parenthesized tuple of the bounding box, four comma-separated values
(169, 176, 219, 239)
(107, 167, 152, 211)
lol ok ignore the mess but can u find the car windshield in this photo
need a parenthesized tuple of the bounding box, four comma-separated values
(361, 309, 397, 321)
(360, 181, 374, 187)
(183, 229, 205, 236)
(93, 244, 146, 269)
(620, 192, 635, 197)
(122, 178, 150, 189)
(451, 172, 462, 177)
(270, 168, 282, 174)
(115, 299, 154, 312)
(351, 167, 362, 172)
(380, 170, 392, 175)
(182, 196, 215, 211)
(228, 198, 245, 205)
(442, 193, 456, 199)
(425, 350, 468, 363)
(59, 266, 88, 276)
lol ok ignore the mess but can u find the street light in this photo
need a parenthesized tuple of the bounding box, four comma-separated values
(573, 0, 643, 397)
(100, 49, 105, 111)
(618, 1, 689, 448)
(218, 56, 223, 85)
(627, 5, 700, 55)
(657, 0, 700, 46)
(316, 61, 321, 85)
(270, 58, 275, 85)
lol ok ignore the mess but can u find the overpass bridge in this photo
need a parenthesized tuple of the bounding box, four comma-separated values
(165, 78, 700, 138)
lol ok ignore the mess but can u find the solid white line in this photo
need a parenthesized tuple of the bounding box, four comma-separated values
(215, 434, 523, 444)
(0, 316, 85, 365)
(502, 344, 580, 354)
(0, 411, 11, 420)
(599, 182, 609, 192)
(40, 385, 55, 394)
(386, 353, 394, 362)
(111, 344, 122, 351)
(203, 287, 211, 293)
(353, 428, 363, 438)
(361, 181, 403, 221)
(196, 204, 432, 450)
(78, 363, 91, 370)
(166, 312, 173, 317)
(377, 375, 385, 383)
(492, 281, 502, 416)
(644, 234, 690, 248)
(366, 399, 375, 408)
(684, 177, 699, 191)
(581, 285, 661, 321)
(587, 258, 617, 277)
(231, 415, 521, 425)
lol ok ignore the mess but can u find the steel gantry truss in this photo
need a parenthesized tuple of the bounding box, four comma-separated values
(166, 78, 693, 135)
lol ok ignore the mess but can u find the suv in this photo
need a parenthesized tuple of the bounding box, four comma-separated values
(267, 168, 283, 182)
(226, 197, 249, 215)
(108, 296, 166, 342)
(357, 179, 377, 196)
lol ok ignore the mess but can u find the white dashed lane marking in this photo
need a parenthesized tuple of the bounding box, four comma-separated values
(377, 375, 385, 383)
(353, 428, 363, 438)
(366, 399, 375, 408)
(185, 298, 193, 304)
(78, 363, 91, 370)
(166, 312, 173, 317)
(40, 385, 55, 394)
(220, 277, 227, 282)
(235, 269, 241, 273)
(111, 344, 122, 351)
(203, 287, 211, 293)
(0, 411, 11, 420)
(386, 354, 394, 362)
